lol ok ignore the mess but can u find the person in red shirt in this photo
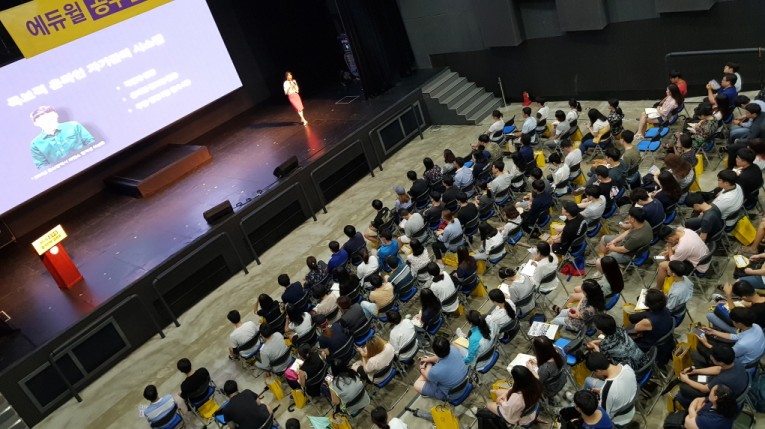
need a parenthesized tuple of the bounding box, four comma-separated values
(670, 70, 688, 96)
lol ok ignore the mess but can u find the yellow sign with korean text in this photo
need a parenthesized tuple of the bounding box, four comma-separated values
(32, 224, 67, 255)
(0, 0, 173, 58)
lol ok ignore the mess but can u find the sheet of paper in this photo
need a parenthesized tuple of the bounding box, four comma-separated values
(507, 353, 535, 371)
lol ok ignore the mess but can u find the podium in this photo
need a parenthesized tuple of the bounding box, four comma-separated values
(33, 225, 83, 289)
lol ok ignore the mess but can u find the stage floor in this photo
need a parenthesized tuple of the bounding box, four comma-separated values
(0, 71, 437, 371)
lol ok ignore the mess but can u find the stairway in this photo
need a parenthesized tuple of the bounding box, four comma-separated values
(0, 395, 27, 429)
(422, 68, 503, 125)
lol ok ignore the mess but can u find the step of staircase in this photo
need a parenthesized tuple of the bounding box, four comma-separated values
(422, 68, 503, 125)
(0, 395, 27, 429)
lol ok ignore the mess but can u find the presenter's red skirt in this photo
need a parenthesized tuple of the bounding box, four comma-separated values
(288, 93, 304, 112)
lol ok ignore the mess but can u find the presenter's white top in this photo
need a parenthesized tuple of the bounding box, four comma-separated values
(284, 79, 299, 95)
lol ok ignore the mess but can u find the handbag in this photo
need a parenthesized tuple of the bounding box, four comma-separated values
(196, 399, 220, 421)
(572, 361, 590, 386)
(622, 303, 636, 328)
(330, 413, 352, 429)
(490, 379, 512, 401)
(663, 276, 674, 295)
(291, 388, 307, 409)
(732, 216, 757, 245)
(471, 280, 488, 297)
(534, 150, 546, 167)
(663, 411, 688, 429)
(442, 252, 459, 268)
(265, 375, 285, 400)
(431, 404, 460, 429)
(672, 342, 691, 377)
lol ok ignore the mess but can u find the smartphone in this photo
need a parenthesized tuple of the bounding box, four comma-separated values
(691, 325, 705, 339)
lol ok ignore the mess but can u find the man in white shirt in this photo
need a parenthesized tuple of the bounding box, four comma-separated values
(513, 107, 537, 143)
(578, 185, 606, 225)
(710, 169, 744, 222)
(584, 352, 637, 427)
(548, 152, 570, 196)
(489, 159, 513, 195)
(536, 97, 549, 121)
(724, 62, 742, 92)
(654, 227, 709, 290)
(385, 310, 418, 362)
(255, 324, 291, 374)
(561, 140, 582, 169)
(227, 310, 261, 359)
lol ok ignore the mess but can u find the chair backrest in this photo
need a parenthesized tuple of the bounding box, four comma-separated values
(695, 253, 714, 271)
(353, 317, 373, 341)
(447, 373, 470, 398)
(305, 360, 329, 390)
(463, 215, 480, 233)
(329, 336, 355, 364)
(515, 290, 535, 311)
(325, 306, 340, 322)
(635, 347, 657, 385)
(490, 129, 504, 142)
(268, 310, 287, 334)
(294, 326, 319, 348)
(257, 413, 275, 429)
(150, 403, 181, 428)
(293, 292, 311, 313)
(371, 359, 396, 382)
(345, 282, 362, 303)
(270, 346, 293, 371)
(538, 270, 557, 289)
(459, 271, 479, 292)
(441, 289, 459, 310)
(398, 335, 419, 361)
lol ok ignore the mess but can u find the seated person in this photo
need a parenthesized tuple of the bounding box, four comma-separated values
(254, 294, 283, 326)
(327, 240, 349, 274)
(406, 239, 432, 288)
(484, 366, 542, 426)
(142, 385, 179, 428)
(547, 152, 570, 195)
(636, 84, 683, 138)
(580, 108, 611, 153)
(285, 303, 314, 342)
(587, 166, 616, 211)
(337, 296, 371, 335)
(364, 199, 391, 244)
(489, 159, 513, 195)
(549, 202, 586, 256)
(578, 185, 606, 225)
(407, 169, 429, 200)
(498, 206, 523, 240)
(177, 358, 211, 406)
(460, 310, 493, 365)
(367, 274, 394, 311)
(431, 210, 463, 266)
(414, 336, 469, 401)
(427, 262, 459, 313)
(626, 188, 664, 229)
(564, 256, 623, 306)
(733, 147, 764, 196)
(355, 336, 396, 384)
(318, 316, 352, 362)
(520, 179, 553, 235)
(312, 286, 340, 322)
(455, 192, 479, 227)
(329, 359, 371, 416)
(303, 256, 329, 294)
(376, 231, 402, 271)
(626, 289, 674, 355)
(583, 352, 637, 427)
(561, 139, 582, 170)
(586, 147, 627, 190)
(423, 191, 444, 227)
(386, 310, 418, 362)
(485, 289, 517, 338)
(417, 289, 443, 332)
(227, 310, 260, 359)
(400, 210, 430, 245)
(692, 307, 765, 368)
(255, 324, 291, 374)
(279, 274, 307, 309)
(707, 280, 765, 333)
(356, 248, 379, 288)
(385, 255, 413, 294)
(218, 379, 272, 428)
(674, 344, 747, 409)
(342, 225, 367, 261)
(473, 221, 505, 261)
(665, 261, 694, 314)
(683, 193, 724, 242)
(586, 314, 646, 373)
(551, 279, 604, 332)
(654, 227, 709, 290)
(287, 344, 327, 397)
(547, 110, 570, 147)
(529, 242, 560, 293)
(589, 207, 652, 266)
(498, 267, 535, 316)
(680, 385, 738, 429)
(558, 390, 614, 429)
(337, 266, 361, 297)
(371, 406, 409, 429)
(527, 336, 566, 398)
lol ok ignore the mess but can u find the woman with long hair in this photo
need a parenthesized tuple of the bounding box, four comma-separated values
(473, 221, 506, 261)
(486, 366, 544, 425)
(356, 335, 395, 384)
(285, 303, 313, 338)
(254, 294, 282, 324)
(417, 288, 443, 331)
(652, 170, 683, 210)
(552, 279, 604, 331)
(329, 358, 370, 415)
(607, 98, 624, 136)
(663, 152, 695, 190)
(462, 310, 493, 365)
(283, 71, 307, 125)
(530, 241, 559, 293)
(561, 256, 621, 306)
(580, 108, 611, 153)
(684, 103, 719, 148)
(286, 343, 326, 396)
(527, 336, 566, 397)
(406, 238, 431, 287)
(713, 93, 734, 123)
(356, 247, 379, 288)
(451, 245, 477, 292)
(442, 149, 457, 176)
(485, 288, 517, 337)
(637, 83, 684, 137)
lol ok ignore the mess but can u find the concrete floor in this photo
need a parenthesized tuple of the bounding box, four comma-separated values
(34, 95, 762, 429)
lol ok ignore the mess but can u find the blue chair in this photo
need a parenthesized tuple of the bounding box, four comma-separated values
(150, 403, 184, 429)
(353, 318, 375, 346)
(479, 208, 495, 221)
(663, 204, 678, 225)
(445, 373, 473, 407)
(623, 245, 651, 288)
(604, 292, 622, 311)
(505, 227, 523, 246)
(602, 204, 617, 220)
(634, 347, 656, 425)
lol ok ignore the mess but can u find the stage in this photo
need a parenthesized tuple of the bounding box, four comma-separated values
(0, 69, 440, 425)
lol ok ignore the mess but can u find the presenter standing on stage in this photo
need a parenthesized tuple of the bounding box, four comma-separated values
(284, 71, 308, 126)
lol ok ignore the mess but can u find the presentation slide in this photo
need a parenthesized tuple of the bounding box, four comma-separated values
(0, 0, 242, 216)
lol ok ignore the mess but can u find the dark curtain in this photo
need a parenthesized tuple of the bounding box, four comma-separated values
(334, 0, 416, 98)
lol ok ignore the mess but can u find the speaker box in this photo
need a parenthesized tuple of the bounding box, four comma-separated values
(203, 200, 234, 225)
(273, 155, 299, 179)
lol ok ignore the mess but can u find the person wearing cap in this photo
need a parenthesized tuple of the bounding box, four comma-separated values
(588, 207, 651, 266)
(549, 202, 586, 255)
(393, 185, 413, 217)
(733, 148, 763, 196)
(683, 193, 723, 242)
(654, 227, 709, 291)
(29, 105, 97, 169)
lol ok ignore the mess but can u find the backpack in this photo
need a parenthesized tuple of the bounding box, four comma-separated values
(748, 371, 765, 412)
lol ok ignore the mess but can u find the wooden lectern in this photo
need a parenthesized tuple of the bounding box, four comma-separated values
(33, 225, 82, 289)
